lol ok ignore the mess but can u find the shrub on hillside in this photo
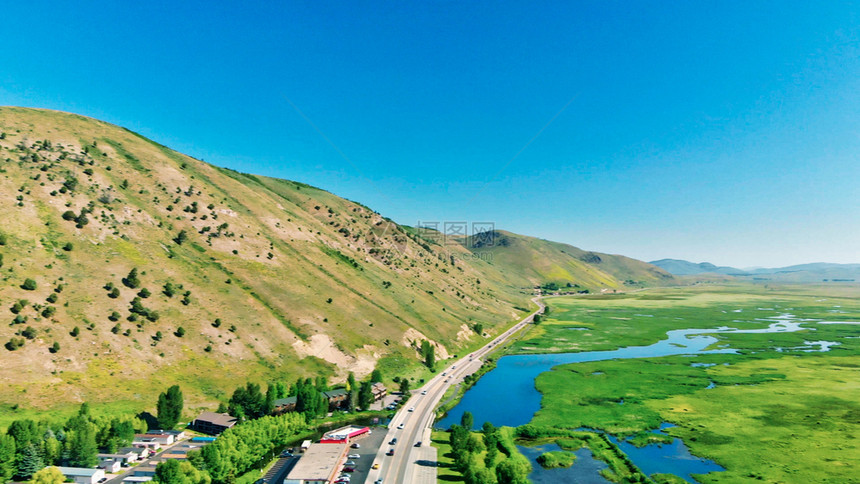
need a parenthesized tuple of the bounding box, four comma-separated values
(122, 268, 140, 289)
(4, 338, 25, 351)
(21, 278, 37, 291)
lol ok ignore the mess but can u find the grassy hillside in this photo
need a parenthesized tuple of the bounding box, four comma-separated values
(463, 230, 675, 291)
(0, 107, 672, 417)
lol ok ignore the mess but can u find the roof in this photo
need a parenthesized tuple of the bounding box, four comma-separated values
(286, 442, 347, 481)
(273, 396, 297, 406)
(323, 388, 348, 398)
(119, 447, 148, 454)
(194, 411, 238, 428)
(57, 466, 103, 477)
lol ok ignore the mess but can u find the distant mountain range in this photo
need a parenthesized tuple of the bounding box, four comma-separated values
(650, 259, 860, 282)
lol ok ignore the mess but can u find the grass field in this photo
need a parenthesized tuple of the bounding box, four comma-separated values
(520, 284, 860, 483)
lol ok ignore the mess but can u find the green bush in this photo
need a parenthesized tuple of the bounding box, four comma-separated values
(5, 338, 25, 351)
(21, 278, 37, 291)
(49, 342, 60, 353)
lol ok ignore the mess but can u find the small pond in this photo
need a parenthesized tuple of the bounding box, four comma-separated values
(516, 442, 611, 484)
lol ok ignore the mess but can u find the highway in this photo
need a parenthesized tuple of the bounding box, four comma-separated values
(367, 296, 545, 484)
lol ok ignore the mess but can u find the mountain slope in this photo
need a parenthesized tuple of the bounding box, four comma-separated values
(0, 107, 673, 413)
(652, 258, 860, 282)
(465, 231, 676, 289)
(649, 259, 744, 276)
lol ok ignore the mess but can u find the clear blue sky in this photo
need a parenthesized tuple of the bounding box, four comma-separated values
(2, 1, 858, 267)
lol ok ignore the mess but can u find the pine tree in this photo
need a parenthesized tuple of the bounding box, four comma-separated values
(67, 422, 98, 467)
(122, 268, 140, 289)
(157, 385, 184, 429)
(0, 434, 16, 483)
(460, 411, 474, 430)
(358, 381, 374, 410)
(14, 443, 44, 480)
(370, 369, 382, 383)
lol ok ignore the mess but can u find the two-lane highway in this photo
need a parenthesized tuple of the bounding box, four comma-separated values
(368, 296, 545, 484)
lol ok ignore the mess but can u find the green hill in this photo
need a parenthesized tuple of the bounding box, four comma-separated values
(463, 230, 675, 290)
(0, 107, 674, 417)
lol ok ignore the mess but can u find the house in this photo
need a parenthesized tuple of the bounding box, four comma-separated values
(322, 388, 349, 410)
(99, 459, 122, 473)
(134, 433, 175, 445)
(148, 429, 187, 440)
(56, 466, 106, 484)
(98, 451, 136, 466)
(273, 396, 297, 414)
(371, 382, 387, 401)
(119, 446, 150, 462)
(132, 466, 157, 477)
(191, 411, 238, 435)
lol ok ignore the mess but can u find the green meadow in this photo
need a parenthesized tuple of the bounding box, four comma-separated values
(517, 284, 860, 482)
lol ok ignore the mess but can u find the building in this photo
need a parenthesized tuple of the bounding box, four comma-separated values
(371, 382, 387, 401)
(132, 466, 157, 477)
(99, 459, 122, 473)
(122, 477, 153, 483)
(283, 442, 348, 484)
(192, 411, 238, 435)
(322, 388, 349, 410)
(56, 466, 105, 484)
(321, 425, 369, 443)
(98, 451, 136, 466)
(134, 433, 175, 445)
(118, 446, 150, 461)
(273, 396, 297, 414)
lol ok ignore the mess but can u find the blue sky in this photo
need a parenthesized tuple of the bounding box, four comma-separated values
(2, 1, 858, 267)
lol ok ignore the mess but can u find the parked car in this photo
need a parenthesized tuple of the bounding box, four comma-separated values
(342, 466, 355, 472)
(351, 443, 360, 448)
(348, 453, 360, 459)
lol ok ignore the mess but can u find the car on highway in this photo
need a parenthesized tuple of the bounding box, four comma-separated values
(397, 423, 404, 429)
(414, 441, 422, 447)
(408, 407, 414, 412)
(389, 438, 397, 445)
(420, 390, 427, 395)
(375, 479, 383, 484)
(386, 448, 395, 456)
(372, 462, 380, 469)
(442, 372, 447, 376)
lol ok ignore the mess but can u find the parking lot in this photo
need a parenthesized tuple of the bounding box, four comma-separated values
(336, 426, 387, 484)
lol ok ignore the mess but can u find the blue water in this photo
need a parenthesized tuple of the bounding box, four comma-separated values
(609, 434, 725, 483)
(517, 443, 611, 484)
(437, 328, 736, 429)
(437, 320, 813, 429)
